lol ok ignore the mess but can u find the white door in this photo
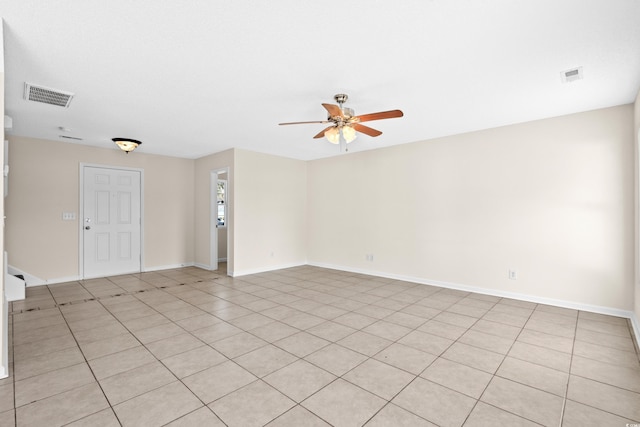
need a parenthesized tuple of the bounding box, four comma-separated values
(83, 166, 141, 278)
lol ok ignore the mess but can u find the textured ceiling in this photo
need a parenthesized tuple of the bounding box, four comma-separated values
(2, 0, 640, 160)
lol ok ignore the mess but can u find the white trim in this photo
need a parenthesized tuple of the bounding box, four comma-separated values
(231, 262, 306, 277)
(635, 128, 640, 354)
(143, 263, 195, 272)
(1, 294, 8, 380)
(218, 258, 228, 262)
(0, 20, 4, 73)
(30, 275, 81, 286)
(308, 261, 638, 320)
(10, 254, 640, 345)
(5, 274, 25, 301)
(630, 313, 640, 352)
(1, 263, 8, 379)
(11, 263, 198, 286)
(79, 163, 145, 279)
(8, 264, 78, 286)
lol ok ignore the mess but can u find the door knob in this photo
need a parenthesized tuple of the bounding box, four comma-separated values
(85, 226, 91, 230)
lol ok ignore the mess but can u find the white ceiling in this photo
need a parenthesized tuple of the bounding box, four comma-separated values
(2, 0, 640, 160)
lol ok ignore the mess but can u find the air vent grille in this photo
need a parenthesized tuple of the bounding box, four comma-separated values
(59, 135, 83, 141)
(24, 83, 74, 108)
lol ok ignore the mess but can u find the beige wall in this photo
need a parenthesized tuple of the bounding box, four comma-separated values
(233, 149, 307, 275)
(4, 141, 311, 279)
(308, 105, 634, 311)
(2, 104, 636, 318)
(193, 149, 234, 271)
(5, 136, 195, 282)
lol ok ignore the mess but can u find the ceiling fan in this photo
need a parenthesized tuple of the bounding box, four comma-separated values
(279, 94, 403, 147)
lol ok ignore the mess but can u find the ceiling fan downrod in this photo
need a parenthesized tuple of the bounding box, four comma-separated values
(334, 93, 348, 106)
(332, 94, 354, 121)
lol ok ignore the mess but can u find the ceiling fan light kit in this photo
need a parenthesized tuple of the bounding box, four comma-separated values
(279, 93, 403, 151)
(325, 126, 340, 144)
(340, 125, 357, 143)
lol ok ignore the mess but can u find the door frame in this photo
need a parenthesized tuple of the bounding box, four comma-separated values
(79, 163, 145, 279)
(210, 167, 230, 271)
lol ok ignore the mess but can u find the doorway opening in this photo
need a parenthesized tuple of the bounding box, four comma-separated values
(210, 167, 230, 272)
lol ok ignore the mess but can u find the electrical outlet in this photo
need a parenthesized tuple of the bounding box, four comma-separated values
(365, 254, 374, 262)
(509, 269, 518, 280)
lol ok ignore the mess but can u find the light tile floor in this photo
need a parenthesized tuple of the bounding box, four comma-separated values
(2, 265, 640, 426)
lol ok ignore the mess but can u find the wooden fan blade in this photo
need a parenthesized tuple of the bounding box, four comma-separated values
(355, 109, 404, 123)
(352, 123, 382, 137)
(322, 103, 344, 118)
(279, 120, 331, 125)
(313, 126, 335, 139)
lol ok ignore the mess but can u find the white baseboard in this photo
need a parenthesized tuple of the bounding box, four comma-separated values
(1, 295, 7, 380)
(193, 262, 230, 274)
(193, 263, 211, 270)
(143, 263, 195, 272)
(8, 265, 78, 287)
(630, 313, 640, 354)
(11, 263, 198, 287)
(232, 262, 306, 277)
(308, 260, 638, 323)
(9, 260, 640, 346)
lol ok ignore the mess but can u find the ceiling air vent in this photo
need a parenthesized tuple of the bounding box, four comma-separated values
(561, 67, 583, 83)
(23, 83, 74, 108)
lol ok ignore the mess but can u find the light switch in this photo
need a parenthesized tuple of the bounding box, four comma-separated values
(62, 212, 76, 221)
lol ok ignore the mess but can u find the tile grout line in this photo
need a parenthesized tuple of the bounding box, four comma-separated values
(83, 269, 229, 420)
(14, 269, 318, 423)
(185, 282, 531, 424)
(565, 312, 640, 420)
(338, 291, 490, 426)
(10, 266, 640, 425)
(469, 300, 549, 426)
(84, 269, 292, 424)
(141, 273, 423, 422)
(56, 301, 124, 426)
(451, 296, 506, 427)
(9, 278, 219, 316)
(558, 311, 580, 427)
(85, 276, 220, 422)
(35, 269, 221, 425)
(171, 271, 640, 424)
